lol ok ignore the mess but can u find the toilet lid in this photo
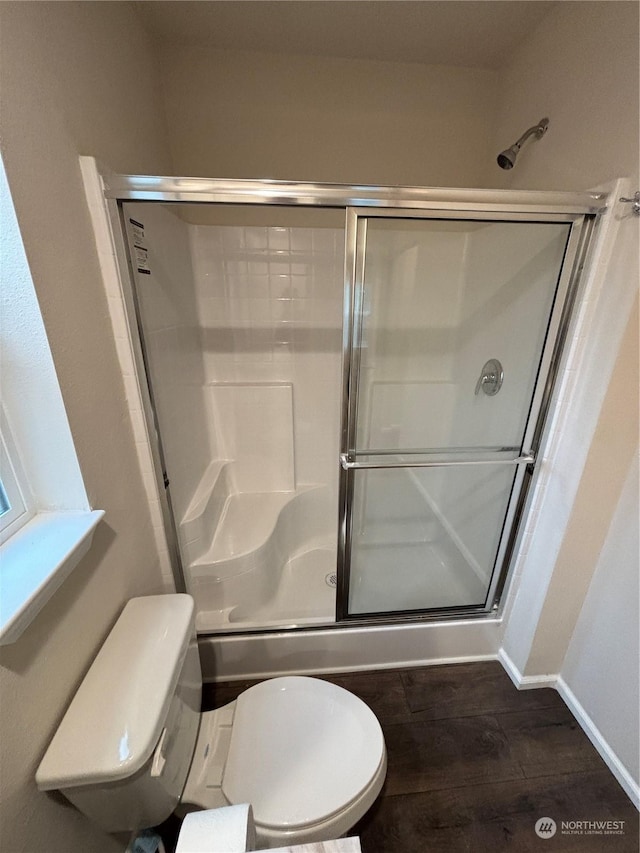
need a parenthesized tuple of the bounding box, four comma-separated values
(222, 676, 385, 830)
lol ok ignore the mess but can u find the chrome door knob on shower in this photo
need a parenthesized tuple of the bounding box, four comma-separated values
(475, 359, 504, 396)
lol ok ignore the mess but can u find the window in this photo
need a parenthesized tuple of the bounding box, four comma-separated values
(0, 408, 34, 543)
(0, 153, 103, 645)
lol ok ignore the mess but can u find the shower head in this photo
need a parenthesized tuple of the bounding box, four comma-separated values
(497, 145, 520, 170)
(497, 117, 549, 170)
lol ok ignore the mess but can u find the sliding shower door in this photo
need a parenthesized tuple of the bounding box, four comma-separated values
(339, 211, 583, 619)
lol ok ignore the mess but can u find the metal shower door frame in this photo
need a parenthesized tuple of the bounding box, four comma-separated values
(101, 169, 602, 633)
(336, 206, 595, 623)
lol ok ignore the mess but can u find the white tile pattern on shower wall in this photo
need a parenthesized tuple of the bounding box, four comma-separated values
(190, 223, 344, 495)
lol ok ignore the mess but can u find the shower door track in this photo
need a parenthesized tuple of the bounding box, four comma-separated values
(103, 174, 605, 215)
(102, 170, 604, 633)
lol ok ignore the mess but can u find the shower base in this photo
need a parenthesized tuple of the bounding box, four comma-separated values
(197, 547, 336, 631)
(184, 463, 488, 630)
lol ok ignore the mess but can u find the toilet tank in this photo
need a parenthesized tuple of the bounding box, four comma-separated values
(36, 595, 202, 833)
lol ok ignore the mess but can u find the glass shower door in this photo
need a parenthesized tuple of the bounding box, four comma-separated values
(340, 213, 577, 618)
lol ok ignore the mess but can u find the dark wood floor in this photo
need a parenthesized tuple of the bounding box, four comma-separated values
(194, 662, 639, 852)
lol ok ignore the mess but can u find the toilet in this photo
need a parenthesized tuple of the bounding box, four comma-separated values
(36, 595, 387, 849)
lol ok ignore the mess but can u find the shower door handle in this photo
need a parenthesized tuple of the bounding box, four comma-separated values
(340, 452, 535, 470)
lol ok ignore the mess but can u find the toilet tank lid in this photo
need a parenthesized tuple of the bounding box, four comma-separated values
(36, 594, 195, 791)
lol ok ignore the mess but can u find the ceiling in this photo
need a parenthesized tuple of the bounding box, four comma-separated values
(134, 1, 558, 70)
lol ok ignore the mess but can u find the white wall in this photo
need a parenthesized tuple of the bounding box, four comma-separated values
(522, 294, 639, 673)
(492, 0, 639, 797)
(160, 47, 497, 188)
(0, 4, 173, 852)
(488, 1, 639, 191)
(561, 449, 640, 788)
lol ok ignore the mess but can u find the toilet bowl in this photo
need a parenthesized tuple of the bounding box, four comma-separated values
(36, 595, 386, 850)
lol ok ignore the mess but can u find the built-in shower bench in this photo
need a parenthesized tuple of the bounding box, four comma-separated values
(180, 462, 336, 629)
(196, 489, 296, 568)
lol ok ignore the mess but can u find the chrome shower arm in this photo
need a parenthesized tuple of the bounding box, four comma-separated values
(513, 118, 550, 151)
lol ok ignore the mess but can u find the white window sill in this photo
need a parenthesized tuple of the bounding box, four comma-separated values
(0, 510, 104, 646)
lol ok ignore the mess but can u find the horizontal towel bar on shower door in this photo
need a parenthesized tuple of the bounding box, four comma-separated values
(339, 452, 536, 470)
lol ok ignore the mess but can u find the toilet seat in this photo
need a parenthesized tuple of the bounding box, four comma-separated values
(222, 676, 386, 834)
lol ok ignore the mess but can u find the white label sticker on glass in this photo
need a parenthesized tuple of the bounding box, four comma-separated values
(135, 245, 150, 275)
(129, 218, 150, 274)
(129, 218, 145, 246)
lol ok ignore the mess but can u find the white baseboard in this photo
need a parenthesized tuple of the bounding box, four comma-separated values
(556, 676, 640, 811)
(498, 649, 639, 810)
(498, 648, 558, 689)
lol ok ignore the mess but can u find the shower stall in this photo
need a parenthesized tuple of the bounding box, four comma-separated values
(105, 175, 601, 637)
